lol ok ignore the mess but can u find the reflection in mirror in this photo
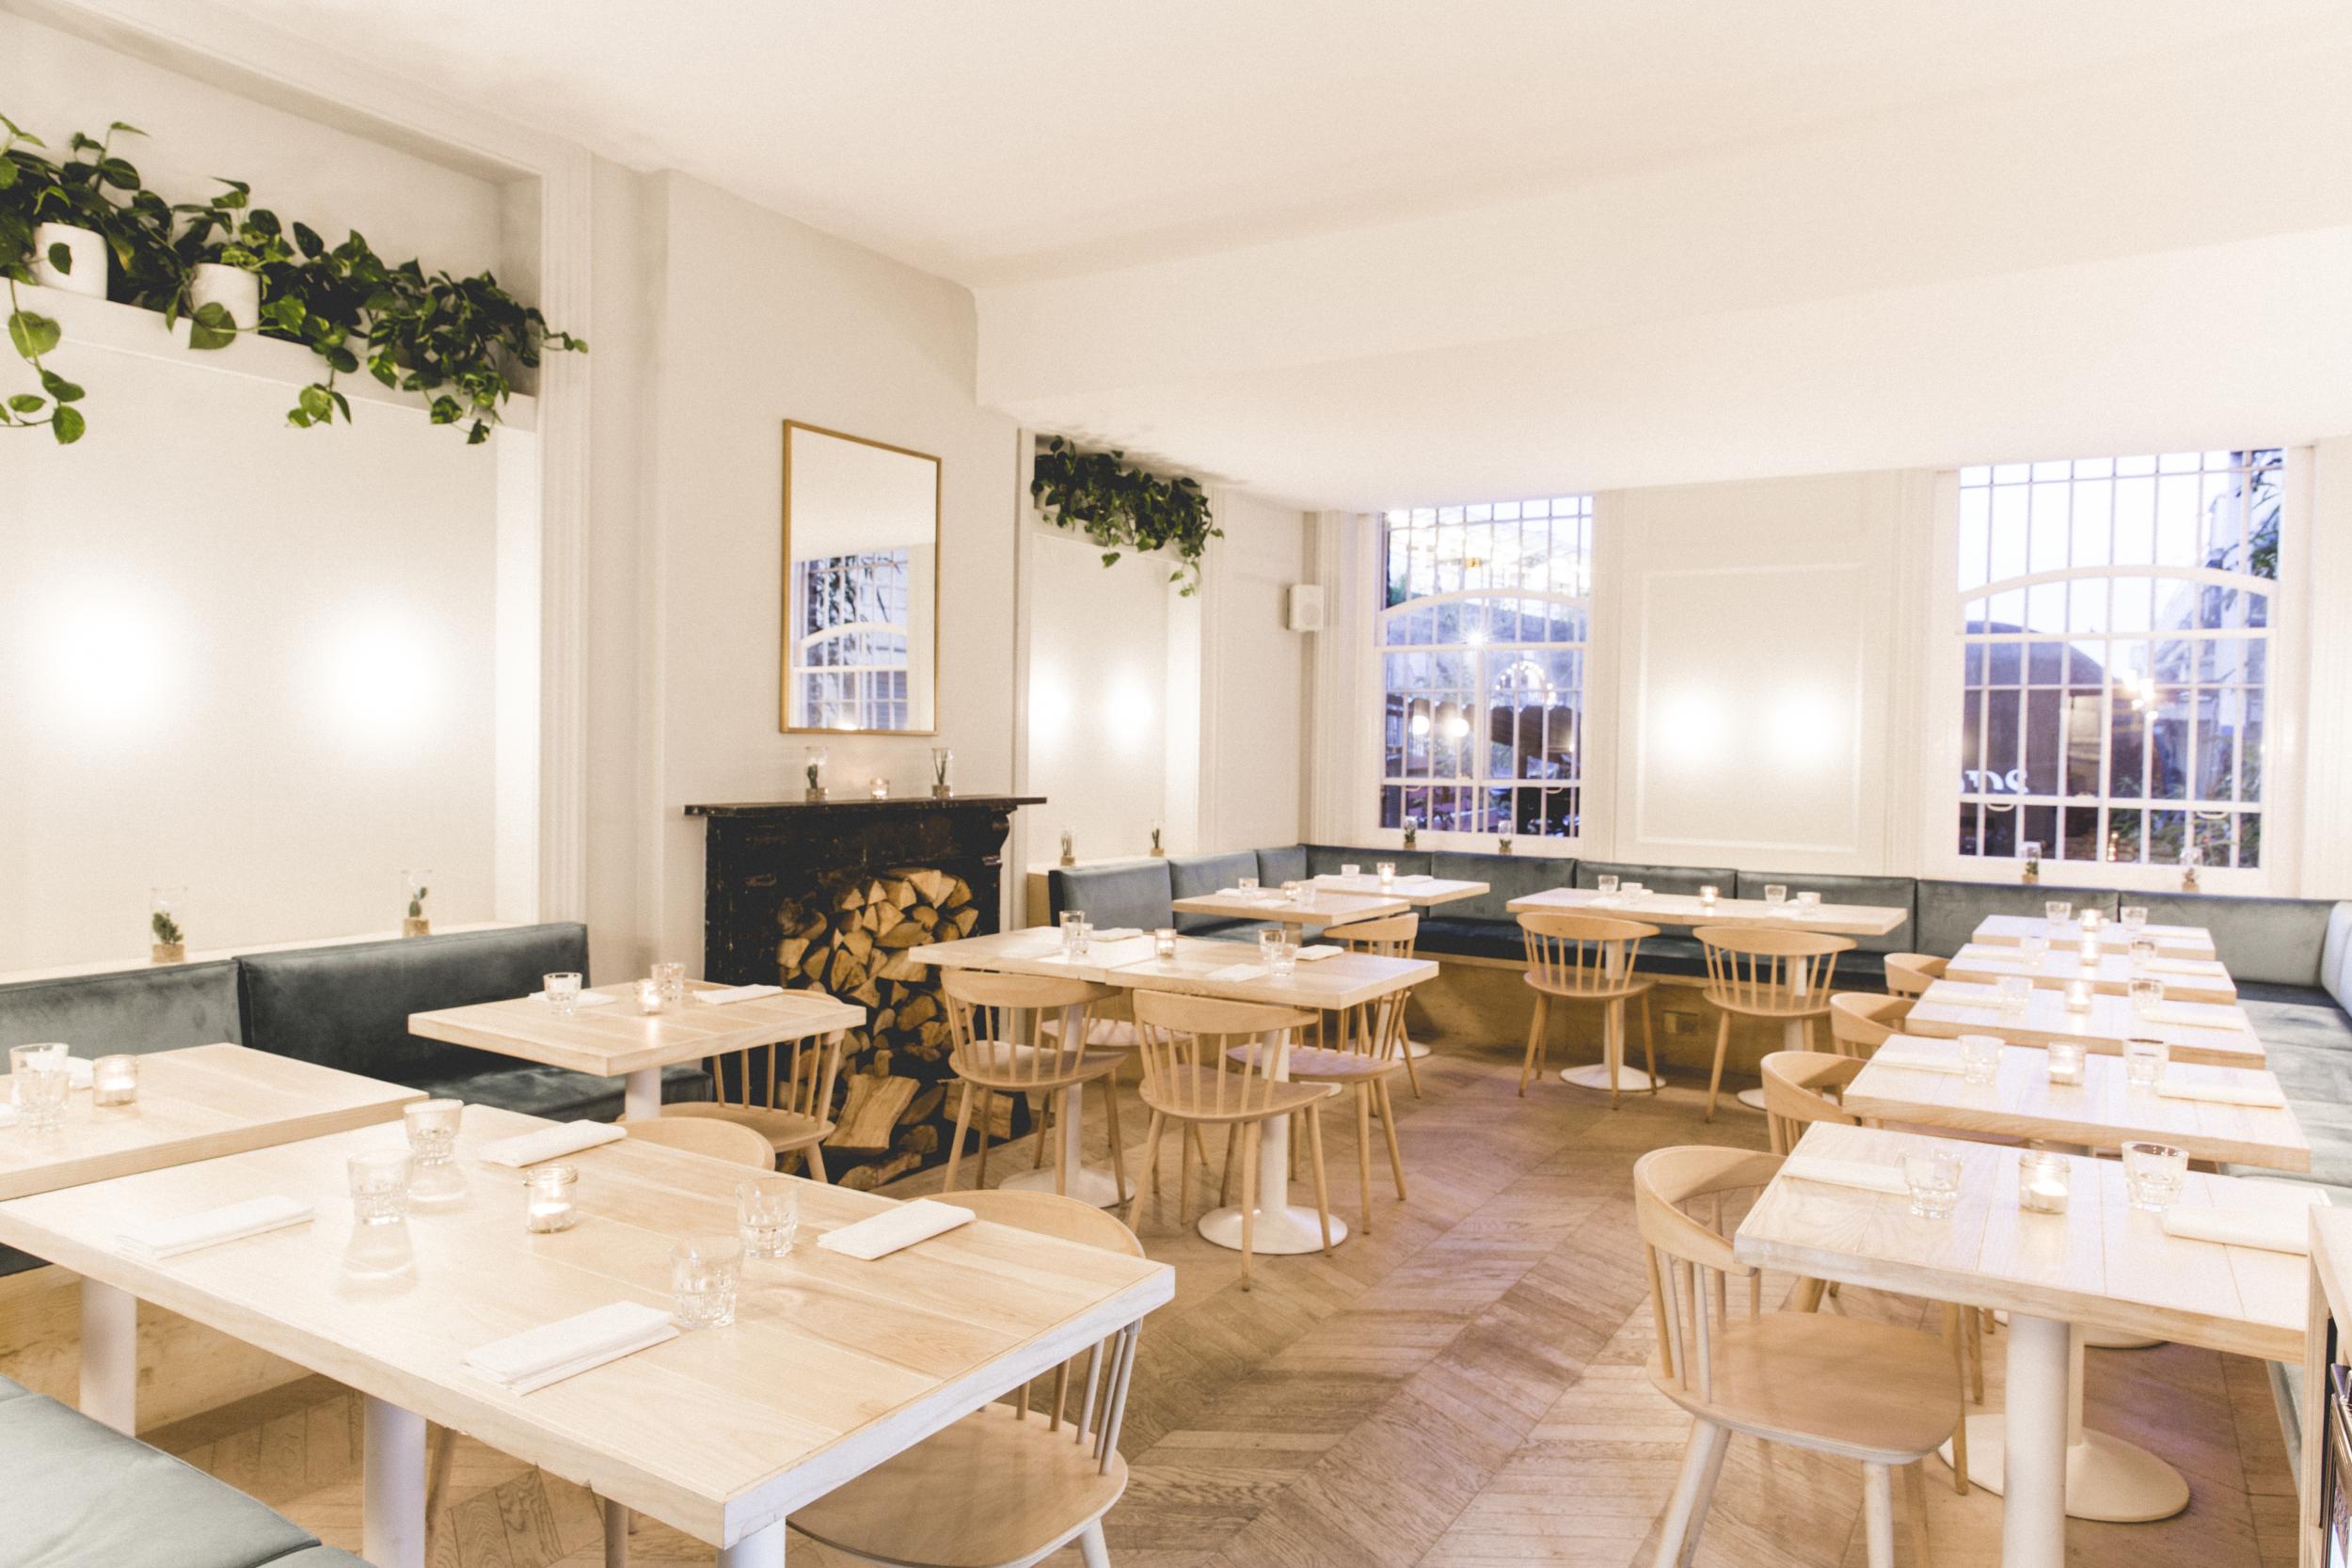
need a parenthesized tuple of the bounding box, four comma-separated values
(781, 421, 940, 733)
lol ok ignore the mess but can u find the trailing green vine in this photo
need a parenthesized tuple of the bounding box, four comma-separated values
(1030, 435, 1220, 594)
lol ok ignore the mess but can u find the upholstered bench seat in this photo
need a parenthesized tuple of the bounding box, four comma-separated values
(416, 1059, 711, 1122)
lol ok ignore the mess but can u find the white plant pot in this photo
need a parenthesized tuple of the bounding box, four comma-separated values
(189, 262, 260, 330)
(31, 223, 107, 297)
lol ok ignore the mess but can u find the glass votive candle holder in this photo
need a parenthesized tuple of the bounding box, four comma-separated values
(2045, 1037, 2087, 1085)
(637, 977, 668, 1015)
(91, 1053, 139, 1108)
(2018, 1150, 2071, 1214)
(2121, 905, 2148, 932)
(404, 1098, 462, 1164)
(652, 960, 686, 1005)
(2122, 1140, 2187, 1212)
(1152, 927, 1178, 961)
(2045, 899, 2074, 927)
(1996, 975, 2033, 1015)
(1377, 863, 1398, 890)
(2019, 934, 2050, 968)
(1763, 883, 1789, 908)
(2129, 977, 2165, 1016)
(2075, 938, 2101, 971)
(2063, 978, 2094, 1014)
(1279, 879, 1306, 903)
(736, 1177, 798, 1259)
(1959, 1034, 2002, 1085)
(524, 1163, 579, 1232)
(1340, 863, 1361, 879)
(348, 1148, 414, 1225)
(543, 972, 582, 1018)
(1901, 1147, 1963, 1219)
(2122, 1037, 2169, 1088)
(1699, 885, 1719, 909)
(672, 1236, 742, 1329)
(2128, 936, 2158, 973)
(1622, 882, 1647, 903)
(2079, 908, 2104, 932)
(1236, 875, 1260, 893)
(8, 1045, 72, 1132)
(1595, 873, 1618, 896)
(1796, 890, 1822, 914)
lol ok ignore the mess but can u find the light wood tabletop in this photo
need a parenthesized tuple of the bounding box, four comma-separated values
(0, 1104, 1173, 1561)
(909, 928, 1436, 1011)
(1843, 1035, 2307, 1170)
(1971, 914, 2217, 959)
(1904, 978, 2264, 1068)
(1310, 872, 1491, 909)
(1504, 886, 1909, 938)
(0, 1043, 421, 1203)
(1942, 942, 2237, 1005)
(1168, 885, 1408, 931)
(409, 982, 865, 1119)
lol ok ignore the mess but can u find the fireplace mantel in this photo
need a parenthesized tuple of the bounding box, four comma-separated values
(685, 795, 1047, 819)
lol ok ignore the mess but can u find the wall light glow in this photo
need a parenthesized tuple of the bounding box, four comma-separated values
(27, 585, 170, 733)
(1769, 689, 1845, 769)
(312, 610, 441, 749)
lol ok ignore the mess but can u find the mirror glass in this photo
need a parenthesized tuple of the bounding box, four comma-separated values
(781, 420, 940, 733)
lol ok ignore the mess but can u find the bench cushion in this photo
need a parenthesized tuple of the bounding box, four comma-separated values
(1305, 845, 1431, 879)
(2134, 894, 2328, 988)
(1430, 852, 1574, 921)
(1168, 852, 1261, 933)
(1047, 863, 1175, 933)
(416, 1060, 712, 1121)
(1414, 917, 1521, 961)
(1915, 880, 2118, 958)
(1732, 872, 1918, 956)
(1575, 861, 1740, 899)
(2328, 903, 2352, 1014)
(1255, 845, 1309, 887)
(0, 960, 242, 1057)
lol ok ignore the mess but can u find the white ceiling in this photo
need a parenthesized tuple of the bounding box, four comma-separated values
(92, 0, 2352, 507)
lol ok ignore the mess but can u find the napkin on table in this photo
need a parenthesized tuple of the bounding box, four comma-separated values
(2156, 1075, 2287, 1108)
(529, 990, 615, 1007)
(1869, 1046, 1967, 1076)
(119, 1196, 314, 1259)
(479, 1121, 627, 1168)
(1087, 928, 1143, 942)
(818, 1197, 975, 1260)
(462, 1301, 677, 1394)
(2145, 958, 2226, 976)
(1296, 944, 1343, 961)
(1779, 1156, 1912, 1196)
(692, 983, 782, 1006)
(2162, 1203, 2321, 1255)
(2140, 1006, 2249, 1031)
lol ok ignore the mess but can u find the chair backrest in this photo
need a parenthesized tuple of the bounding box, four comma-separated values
(1757, 1050, 1865, 1154)
(1331, 912, 1422, 1062)
(1827, 991, 1912, 1057)
(626, 1115, 775, 1168)
(1632, 1146, 1783, 1401)
(930, 1187, 1145, 1469)
(1335, 911, 1421, 958)
(707, 995, 848, 1128)
(1130, 990, 1318, 1119)
(1518, 911, 1657, 997)
(1883, 952, 1947, 999)
(1696, 926, 1851, 1012)
(942, 971, 1116, 1086)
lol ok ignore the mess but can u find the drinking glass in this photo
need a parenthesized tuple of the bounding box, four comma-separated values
(1763, 884, 1788, 908)
(92, 1053, 139, 1108)
(2044, 899, 2074, 927)
(1959, 1034, 2002, 1085)
(2018, 1151, 2070, 1214)
(403, 1098, 462, 1165)
(1596, 874, 1619, 896)
(8, 1045, 71, 1132)
(2128, 977, 2165, 1016)
(2018, 933, 2049, 968)
(1152, 927, 1178, 961)
(652, 960, 687, 1005)
(544, 972, 583, 1018)
(1279, 880, 1306, 904)
(1341, 863, 1361, 879)
(1996, 976, 2033, 1015)
(348, 1149, 414, 1225)
(1269, 934, 1299, 978)
(525, 1164, 578, 1232)
(672, 1236, 742, 1328)
(2045, 1038, 2086, 1085)
(1059, 911, 1092, 958)
(1236, 876, 1260, 893)
(2128, 936, 2158, 974)
(2122, 1037, 2168, 1088)
(2122, 1141, 2187, 1212)
(1795, 891, 1821, 916)
(2121, 905, 2149, 933)
(1901, 1148, 1963, 1220)
(736, 1177, 799, 1259)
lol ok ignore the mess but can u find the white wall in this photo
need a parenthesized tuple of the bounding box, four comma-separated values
(1200, 490, 1310, 850)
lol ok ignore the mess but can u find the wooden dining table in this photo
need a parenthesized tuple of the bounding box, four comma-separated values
(1168, 884, 1408, 936)
(1941, 942, 2237, 1005)
(911, 927, 1435, 1253)
(0, 1042, 421, 1435)
(1505, 885, 1911, 937)
(1736, 1121, 2316, 1568)
(1971, 913, 2217, 959)
(0, 1104, 1173, 1568)
(1310, 871, 1490, 910)
(1903, 977, 2265, 1067)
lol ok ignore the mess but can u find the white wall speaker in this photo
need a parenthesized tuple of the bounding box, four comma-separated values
(1287, 583, 1324, 633)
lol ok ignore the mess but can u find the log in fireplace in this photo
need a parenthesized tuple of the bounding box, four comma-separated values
(684, 795, 1045, 1188)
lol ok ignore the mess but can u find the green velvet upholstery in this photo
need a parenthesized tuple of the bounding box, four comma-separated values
(1732, 871, 1918, 956)
(0, 960, 241, 1057)
(416, 1060, 711, 1122)
(1915, 879, 2117, 957)
(1255, 845, 1309, 886)
(2328, 904, 2352, 1013)
(2135, 893, 2328, 988)
(1415, 916, 1521, 960)
(1168, 851, 1262, 933)
(1305, 844, 1430, 879)
(1046, 863, 1175, 931)
(1430, 851, 1575, 920)
(1573, 860, 1739, 898)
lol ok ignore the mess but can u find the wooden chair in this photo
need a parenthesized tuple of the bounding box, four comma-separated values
(939, 971, 1127, 1202)
(792, 1190, 1145, 1568)
(1333, 911, 1430, 1098)
(623, 1115, 776, 1168)
(1883, 952, 1947, 999)
(1517, 911, 1660, 1105)
(1129, 990, 1337, 1288)
(662, 1018, 845, 1180)
(1633, 1146, 1958, 1566)
(1827, 991, 1912, 1057)
(1695, 926, 1852, 1121)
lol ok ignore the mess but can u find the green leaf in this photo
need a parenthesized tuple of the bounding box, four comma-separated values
(107, 121, 146, 137)
(327, 388, 351, 421)
(7, 393, 43, 414)
(8, 309, 61, 359)
(96, 157, 139, 191)
(45, 241, 71, 275)
(0, 161, 16, 191)
(50, 405, 84, 444)
(293, 221, 323, 257)
(286, 406, 313, 429)
(39, 370, 83, 403)
(187, 302, 238, 352)
(296, 384, 333, 420)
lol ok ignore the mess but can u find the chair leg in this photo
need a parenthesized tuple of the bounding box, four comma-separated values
(1966, 1308, 1986, 1402)
(1861, 1463, 1895, 1568)
(1903, 1461, 1936, 1568)
(976, 1091, 994, 1187)
(1219, 1123, 1239, 1206)
(1704, 1014, 1730, 1122)
(943, 1082, 974, 1195)
(1303, 1105, 1333, 1256)
(602, 1496, 628, 1568)
(1077, 1519, 1112, 1568)
(1141, 1111, 1167, 1198)
(1606, 1001, 1623, 1110)
(1651, 1418, 1729, 1568)
(1053, 1089, 1071, 1197)
(1640, 995, 1659, 1091)
(1239, 1121, 1261, 1291)
(424, 1424, 454, 1524)
(1099, 1075, 1130, 1207)
(1178, 1120, 1199, 1229)
(1289, 1111, 1301, 1181)
(1355, 1085, 1375, 1234)
(803, 1142, 827, 1184)
(1375, 1080, 1406, 1200)
(1943, 1303, 1970, 1494)
(1518, 992, 1549, 1096)
(1032, 1093, 1054, 1169)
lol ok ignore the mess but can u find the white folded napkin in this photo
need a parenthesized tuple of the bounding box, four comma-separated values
(692, 983, 782, 1006)
(1297, 944, 1343, 961)
(1088, 927, 1143, 942)
(462, 1301, 678, 1394)
(818, 1197, 975, 1260)
(530, 990, 616, 1007)
(478, 1121, 627, 1167)
(119, 1196, 314, 1259)
(2156, 1074, 2287, 1108)
(1870, 1046, 1967, 1076)
(1780, 1156, 1911, 1196)
(1216, 888, 1278, 900)
(2145, 958, 2226, 975)
(2141, 1006, 2249, 1031)
(2161, 1204, 2316, 1255)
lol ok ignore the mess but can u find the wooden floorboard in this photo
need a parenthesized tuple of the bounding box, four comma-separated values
(111, 1019, 2295, 1567)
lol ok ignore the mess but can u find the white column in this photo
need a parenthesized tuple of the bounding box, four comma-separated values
(363, 1395, 428, 1568)
(2001, 1313, 2072, 1568)
(717, 1519, 786, 1567)
(78, 1279, 138, 1434)
(623, 1066, 662, 1120)
(1197, 1022, 1350, 1252)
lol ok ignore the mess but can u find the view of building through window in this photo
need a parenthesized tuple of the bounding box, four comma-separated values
(1378, 497, 1592, 839)
(1956, 451, 2280, 871)
(792, 548, 913, 731)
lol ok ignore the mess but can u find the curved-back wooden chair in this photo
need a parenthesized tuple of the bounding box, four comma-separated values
(1633, 1146, 1959, 1565)
(1517, 911, 1661, 1105)
(1334, 911, 1429, 1098)
(1827, 991, 1913, 1058)
(662, 1016, 844, 1180)
(1883, 952, 1947, 999)
(793, 1191, 1146, 1568)
(938, 971, 1124, 1201)
(1130, 990, 1336, 1288)
(623, 1115, 776, 1169)
(1694, 926, 1853, 1121)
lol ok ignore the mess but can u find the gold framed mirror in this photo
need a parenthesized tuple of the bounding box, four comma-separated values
(779, 420, 942, 734)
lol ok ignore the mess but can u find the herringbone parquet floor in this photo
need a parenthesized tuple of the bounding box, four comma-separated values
(148, 1022, 2300, 1568)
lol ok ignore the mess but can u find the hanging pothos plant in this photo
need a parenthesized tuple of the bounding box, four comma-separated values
(1030, 435, 1219, 594)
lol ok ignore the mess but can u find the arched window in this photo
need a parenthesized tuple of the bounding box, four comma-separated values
(1955, 451, 2280, 872)
(1377, 497, 1591, 840)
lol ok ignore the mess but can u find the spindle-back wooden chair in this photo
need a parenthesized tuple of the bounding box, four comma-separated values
(938, 971, 1125, 1200)
(1517, 910, 1660, 1104)
(1694, 926, 1852, 1121)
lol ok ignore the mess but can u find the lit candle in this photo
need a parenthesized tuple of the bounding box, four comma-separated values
(92, 1053, 139, 1107)
(1376, 862, 1396, 890)
(637, 977, 667, 1015)
(2018, 1151, 2070, 1214)
(2046, 1038, 2087, 1085)
(869, 776, 889, 799)
(2076, 938, 2100, 967)
(1153, 927, 1178, 961)
(2063, 979, 2093, 1015)
(1699, 885, 1719, 909)
(524, 1164, 578, 1233)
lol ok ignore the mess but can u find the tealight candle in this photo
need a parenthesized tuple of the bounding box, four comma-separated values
(2076, 937, 2100, 967)
(92, 1053, 138, 1107)
(2063, 978, 2094, 1015)
(869, 776, 889, 799)
(637, 977, 668, 1015)
(2079, 908, 2104, 932)
(524, 1164, 579, 1233)
(1699, 885, 1719, 909)
(2046, 1037, 2087, 1085)
(1376, 862, 1396, 890)
(1153, 927, 1178, 961)
(2018, 1150, 2070, 1214)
